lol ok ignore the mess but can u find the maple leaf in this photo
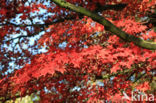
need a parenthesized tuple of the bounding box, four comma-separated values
(111, 63, 120, 73)
(136, 82, 150, 92)
(0, 8, 7, 15)
(20, 14, 27, 20)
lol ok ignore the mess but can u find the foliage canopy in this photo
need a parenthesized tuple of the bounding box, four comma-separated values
(0, 0, 156, 102)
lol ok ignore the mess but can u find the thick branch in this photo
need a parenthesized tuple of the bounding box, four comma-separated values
(52, 0, 156, 50)
(94, 3, 127, 12)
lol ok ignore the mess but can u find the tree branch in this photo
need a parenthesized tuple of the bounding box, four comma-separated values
(94, 3, 127, 12)
(0, 3, 127, 28)
(3, 31, 42, 42)
(51, 0, 156, 50)
(2, 15, 81, 43)
(0, 16, 78, 28)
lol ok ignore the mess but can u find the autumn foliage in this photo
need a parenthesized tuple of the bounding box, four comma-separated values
(0, 0, 156, 102)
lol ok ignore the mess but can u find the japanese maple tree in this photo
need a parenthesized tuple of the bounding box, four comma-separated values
(0, 0, 156, 102)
